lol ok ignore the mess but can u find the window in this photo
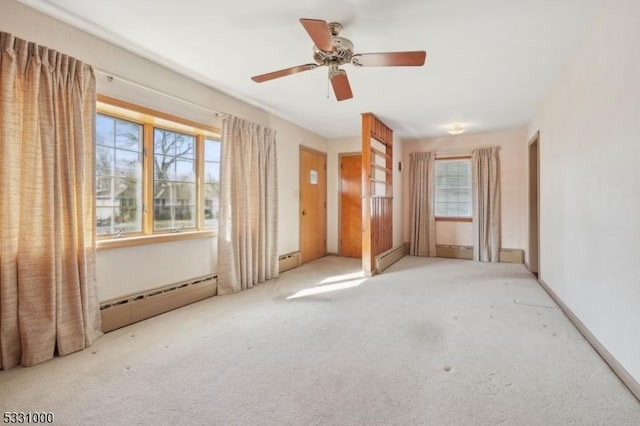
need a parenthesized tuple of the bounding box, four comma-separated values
(153, 129, 196, 231)
(96, 114, 143, 235)
(95, 98, 221, 245)
(435, 159, 472, 218)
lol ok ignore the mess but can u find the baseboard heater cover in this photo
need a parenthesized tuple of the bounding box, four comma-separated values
(435, 245, 524, 263)
(100, 274, 217, 332)
(436, 245, 473, 260)
(279, 251, 300, 273)
(376, 243, 409, 272)
(499, 248, 525, 264)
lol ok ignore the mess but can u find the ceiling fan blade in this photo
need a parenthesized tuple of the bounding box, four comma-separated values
(299, 18, 335, 52)
(330, 70, 353, 102)
(352, 51, 427, 67)
(251, 64, 318, 83)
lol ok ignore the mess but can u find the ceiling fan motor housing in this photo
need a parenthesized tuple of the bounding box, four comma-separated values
(313, 36, 354, 66)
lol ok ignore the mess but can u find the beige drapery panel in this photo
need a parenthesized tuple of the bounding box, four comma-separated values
(409, 152, 436, 256)
(217, 116, 278, 295)
(471, 147, 501, 262)
(0, 32, 101, 369)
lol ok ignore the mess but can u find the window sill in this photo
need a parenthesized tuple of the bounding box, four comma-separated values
(97, 230, 217, 250)
(435, 217, 473, 223)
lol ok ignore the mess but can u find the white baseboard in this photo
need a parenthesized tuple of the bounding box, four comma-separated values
(538, 279, 640, 402)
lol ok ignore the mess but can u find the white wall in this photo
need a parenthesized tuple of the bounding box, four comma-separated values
(267, 115, 328, 255)
(402, 128, 528, 250)
(1, 0, 328, 301)
(528, 0, 640, 384)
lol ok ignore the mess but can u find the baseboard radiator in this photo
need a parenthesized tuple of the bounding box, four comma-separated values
(100, 274, 217, 333)
(279, 251, 301, 273)
(435, 245, 525, 264)
(376, 243, 409, 272)
(436, 245, 473, 260)
(499, 248, 525, 264)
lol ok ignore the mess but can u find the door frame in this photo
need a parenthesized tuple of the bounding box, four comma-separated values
(528, 131, 540, 277)
(299, 145, 327, 263)
(338, 152, 362, 257)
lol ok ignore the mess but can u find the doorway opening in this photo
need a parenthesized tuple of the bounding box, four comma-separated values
(339, 153, 362, 258)
(528, 132, 540, 277)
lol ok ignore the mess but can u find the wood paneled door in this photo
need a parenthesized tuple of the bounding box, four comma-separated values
(299, 146, 327, 264)
(340, 153, 362, 258)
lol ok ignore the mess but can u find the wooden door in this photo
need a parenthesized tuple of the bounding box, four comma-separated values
(340, 154, 362, 258)
(299, 147, 327, 264)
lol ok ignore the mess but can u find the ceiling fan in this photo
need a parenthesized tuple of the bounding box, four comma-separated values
(251, 18, 427, 101)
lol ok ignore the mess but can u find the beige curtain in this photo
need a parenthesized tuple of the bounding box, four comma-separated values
(409, 152, 436, 256)
(0, 32, 101, 369)
(472, 147, 501, 262)
(217, 116, 278, 295)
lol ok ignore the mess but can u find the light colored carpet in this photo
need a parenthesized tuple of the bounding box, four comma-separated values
(1, 256, 639, 425)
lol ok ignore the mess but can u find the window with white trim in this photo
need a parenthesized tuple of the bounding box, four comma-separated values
(435, 159, 472, 218)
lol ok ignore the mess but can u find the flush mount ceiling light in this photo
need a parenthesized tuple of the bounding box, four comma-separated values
(446, 123, 466, 135)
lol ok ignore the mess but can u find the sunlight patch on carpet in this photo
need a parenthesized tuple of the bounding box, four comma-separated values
(286, 278, 366, 300)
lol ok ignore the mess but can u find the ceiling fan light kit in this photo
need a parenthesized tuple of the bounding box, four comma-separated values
(251, 18, 427, 101)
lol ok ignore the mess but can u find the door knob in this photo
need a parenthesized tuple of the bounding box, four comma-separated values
(302, 210, 307, 216)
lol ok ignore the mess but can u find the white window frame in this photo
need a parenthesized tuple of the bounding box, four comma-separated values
(434, 158, 472, 220)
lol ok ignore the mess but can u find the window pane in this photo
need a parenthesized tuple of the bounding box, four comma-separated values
(154, 129, 172, 155)
(435, 160, 472, 217)
(96, 114, 115, 147)
(116, 120, 142, 150)
(153, 128, 197, 231)
(115, 149, 141, 176)
(154, 128, 195, 158)
(96, 114, 143, 236)
(113, 177, 143, 234)
(96, 207, 114, 235)
(204, 138, 221, 162)
(96, 174, 113, 196)
(177, 137, 195, 158)
(153, 180, 196, 230)
(155, 154, 176, 180)
(96, 145, 114, 175)
(176, 158, 195, 181)
(204, 162, 219, 184)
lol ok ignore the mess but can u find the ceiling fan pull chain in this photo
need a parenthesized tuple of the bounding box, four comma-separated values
(327, 72, 330, 99)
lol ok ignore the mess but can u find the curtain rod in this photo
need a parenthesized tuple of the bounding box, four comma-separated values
(94, 68, 228, 118)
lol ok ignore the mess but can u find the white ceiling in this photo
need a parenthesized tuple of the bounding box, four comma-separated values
(19, 0, 604, 139)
